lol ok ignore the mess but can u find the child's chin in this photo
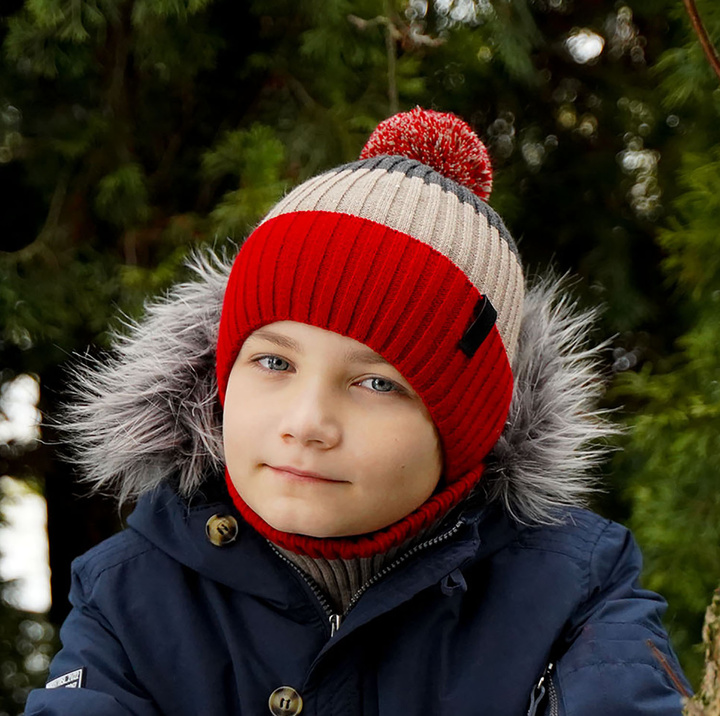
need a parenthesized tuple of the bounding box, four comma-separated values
(265, 513, 373, 540)
(274, 522, 354, 539)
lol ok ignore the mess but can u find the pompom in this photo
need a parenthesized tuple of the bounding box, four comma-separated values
(360, 107, 493, 201)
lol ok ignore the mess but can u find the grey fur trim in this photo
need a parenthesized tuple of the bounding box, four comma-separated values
(59, 251, 229, 503)
(482, 275, 616, 523)
(59, 252, 615, 522)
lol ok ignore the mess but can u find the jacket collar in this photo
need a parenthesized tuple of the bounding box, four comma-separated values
(128, 482, 298, 607)
(128, 481, 518, 635)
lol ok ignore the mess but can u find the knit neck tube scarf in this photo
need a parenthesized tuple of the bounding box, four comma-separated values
(225, 464, 483, 559)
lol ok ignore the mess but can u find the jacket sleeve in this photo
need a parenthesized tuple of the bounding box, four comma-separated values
(549, 520, 691, 716)
(24, 558, 161, 716)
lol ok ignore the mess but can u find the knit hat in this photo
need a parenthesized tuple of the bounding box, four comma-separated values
(216, 108, 524, 558)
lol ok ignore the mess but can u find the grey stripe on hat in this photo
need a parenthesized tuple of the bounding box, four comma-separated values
(261, 159, 524, 361)
(338, 156, 519, 256)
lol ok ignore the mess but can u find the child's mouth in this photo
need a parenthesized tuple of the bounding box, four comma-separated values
(266, 464, 348, 484)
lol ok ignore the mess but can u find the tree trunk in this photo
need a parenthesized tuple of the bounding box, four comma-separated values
(685, 588, 720, 715)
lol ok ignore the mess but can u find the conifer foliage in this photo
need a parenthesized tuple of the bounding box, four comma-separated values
(617, 0, 720, 683)
(0, 0, 719, 709)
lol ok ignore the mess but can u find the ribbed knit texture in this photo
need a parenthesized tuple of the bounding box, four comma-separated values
(217, 211, 514, 482)
(216, 113, 523, 559)
(217, 210, 512, 559)
(224, 464, 482, 559)
(262, 159, 524, 362)
(275, 519, 443, 613)
(278, 547, 396, 614)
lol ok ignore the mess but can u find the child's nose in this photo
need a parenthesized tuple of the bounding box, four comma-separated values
(278, 380, 341, 449)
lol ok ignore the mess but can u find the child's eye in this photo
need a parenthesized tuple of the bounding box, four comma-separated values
(257, 355, 291, 372)
(359, 377, 402, 394)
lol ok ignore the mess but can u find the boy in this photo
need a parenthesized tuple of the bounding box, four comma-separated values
(26, 108, 688, 715)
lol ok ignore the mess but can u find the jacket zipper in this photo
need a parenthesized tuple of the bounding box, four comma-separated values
(341, 519, 465, 620)
(547, 668, 559, 716)
(269, 519, 465, 639)
(527, 663, 557, 716)
(268, 546, 338, 632)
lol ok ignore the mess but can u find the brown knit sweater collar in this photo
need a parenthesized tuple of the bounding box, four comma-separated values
(274, 521, 444, 614)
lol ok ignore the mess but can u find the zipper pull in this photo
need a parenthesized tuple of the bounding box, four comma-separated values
(527, 663, 554, 716)
(527, 679, 545, 716)
(329, 614, 342, 637)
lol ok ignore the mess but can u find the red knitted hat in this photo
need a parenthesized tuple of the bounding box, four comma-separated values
(216, 108, 524, 559)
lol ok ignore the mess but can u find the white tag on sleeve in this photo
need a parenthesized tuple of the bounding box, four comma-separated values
(46, 667, 86, 689)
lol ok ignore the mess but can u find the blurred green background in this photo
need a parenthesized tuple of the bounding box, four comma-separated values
(1, 0, 719, 711)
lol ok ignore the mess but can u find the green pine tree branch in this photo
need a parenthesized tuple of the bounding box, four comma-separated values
(682, 0, 720, 83)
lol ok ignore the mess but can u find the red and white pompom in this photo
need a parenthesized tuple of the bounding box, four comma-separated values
(360, 107, 493, 202)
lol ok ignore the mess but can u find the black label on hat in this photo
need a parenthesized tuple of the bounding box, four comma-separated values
(458, 296, 497, 358)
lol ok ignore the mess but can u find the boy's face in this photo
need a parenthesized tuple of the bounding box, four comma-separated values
(223, 321, 442, 538)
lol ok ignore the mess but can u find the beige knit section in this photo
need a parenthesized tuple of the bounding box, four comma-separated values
(262, 167, 524, 363)
(277, 547, 399, 614)
(275, 522, 442, 614)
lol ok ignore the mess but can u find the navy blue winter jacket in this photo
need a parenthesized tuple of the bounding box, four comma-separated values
(25, 480, 687, 716)
(23, 261, 690, 715)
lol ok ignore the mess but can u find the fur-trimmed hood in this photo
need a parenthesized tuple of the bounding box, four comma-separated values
(60, 251, 614, 524)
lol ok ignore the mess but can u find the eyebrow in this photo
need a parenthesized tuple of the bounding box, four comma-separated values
(249, 329, 301, 352)
(250, 329, 392, 367)
(342, 347, 392, 367)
